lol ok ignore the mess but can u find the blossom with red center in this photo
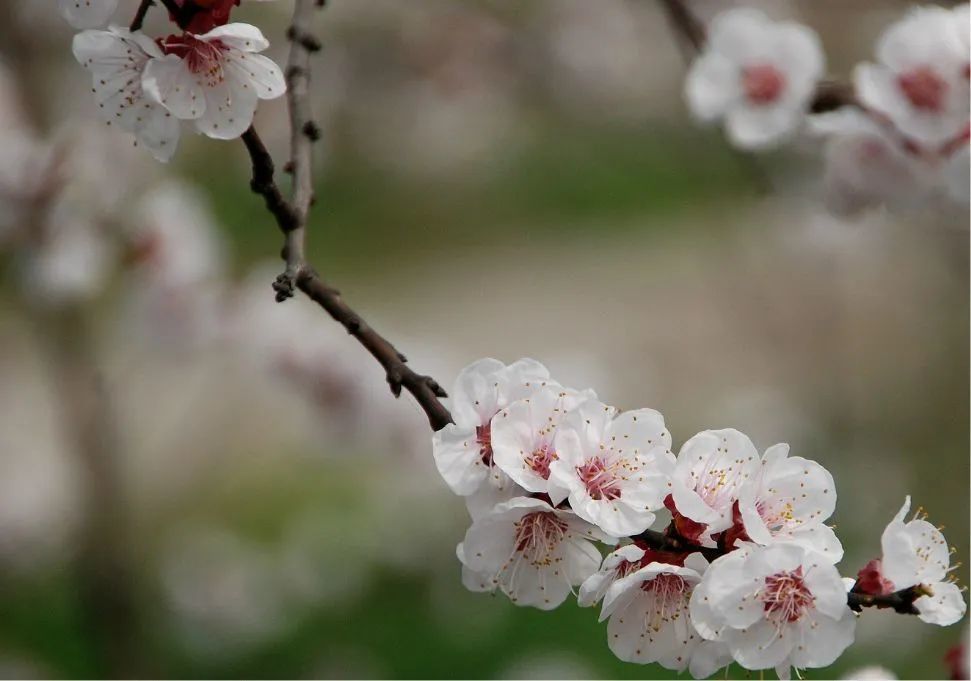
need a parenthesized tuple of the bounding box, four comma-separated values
(855, 5, 969, 146)
(142, 23, 285, 140)
(458, 497, 613, 610)
(433, 358, 552, 497)
(578, 544, 648, 607)
(72, 27, 182, 161)
(685, 8, 824, 149)
(548, 398, 673, 536)
(690, 544, 855, 679)
(598, 552, 729, 676)
(855, 496, 968, 626)
(491, 384, 596, 495)
(736, 442, 843, 560)
(667, 428, 761, 547)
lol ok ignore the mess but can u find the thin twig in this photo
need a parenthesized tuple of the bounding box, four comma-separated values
(129, 0, 154, 31)
(240, 4, 453, 431)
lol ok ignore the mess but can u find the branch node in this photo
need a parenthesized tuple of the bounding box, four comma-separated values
(272, 273, 296, 302)
(302, 120, 321, 141)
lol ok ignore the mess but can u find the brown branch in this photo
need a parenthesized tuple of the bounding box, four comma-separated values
(848, 584, 931, 615)
(129, 0, 154, 31)
(657, 0, 858, 112)
(240, 3, 454, 431)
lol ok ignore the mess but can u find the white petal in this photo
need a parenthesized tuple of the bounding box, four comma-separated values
(224, 52, 287, 100)
(135, 104, 181, 163)
(915, 581, 967, 626)
(685, 53, 740, 122)
(432, 424, 488, 496)
(725, 617, 795, 670)
(451, 358, 506, 426)
(199, 23, 271, 52)
(689, 640, 733, 679)
(58, 0, 118, 29)
(725, 103, 804, 149)
(804, 561, 851, 621)
(788, 609, 856, 669)
(194, 77, 258, 140)
(142, 55, 206, 120)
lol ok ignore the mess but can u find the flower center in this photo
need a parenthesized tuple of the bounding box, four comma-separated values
(762, 567, 814, 623)
(513, 511, 569, 565)
(898, 66, 947, 112)
(526, 444, 557, 479)
(576, 457, 623, 501)
(640, 573, 690, 632)
(161, 35, 227, 86)
(475, 423, 493, 466)
(742, 64, 786, 105)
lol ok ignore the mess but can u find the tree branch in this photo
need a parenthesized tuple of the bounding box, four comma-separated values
(129, 0, 154, 31)
(240, 3, 454, 431)
(656, 0, 858, 113)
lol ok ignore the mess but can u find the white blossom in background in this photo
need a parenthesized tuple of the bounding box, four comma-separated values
(668, 428, 760, 546)
(132, 181, 225, 290)
(491, 385, 596, 495)
(20, 202, 111, 306)
(599, 551, 729, 676)
(458, 496, 614, 609)
(808, 109, 936, 214)
(854, 5, 969, 148)
(685, 8, 824, 149)
(73, 28, 181, 162)
(577, 543, 645, 607)
(876, 496, 967, 626)
(548, 399, 673, 537)
(737, 443, 843, 561)
(432, 358, 552, 496)
(841, 666, 898, 680)
(143, 24, 286, 140)
(690, 543, 855, 679)
(58, 0, 118, 29)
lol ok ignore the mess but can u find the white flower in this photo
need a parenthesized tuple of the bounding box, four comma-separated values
(854, 6, 970, 147)
(548, 398, 673, 537)
(458, 497, 614, 609)
(690, 543, 855, 679)
(72, 27, 181, 162)
(737, 443, 842, 561)
(808, 109, 935, 214)
(685, 8, 824, 149)
(668, 428, 761, 546)
(58, 0, 117, 29)
(432, 358, 552, 496)
(142, 24, 286, 140)
(588, 553, 731, 678)
(491, 384, 596, 495)
(879, 496, 966, 626)
(578, 543, 646, 607)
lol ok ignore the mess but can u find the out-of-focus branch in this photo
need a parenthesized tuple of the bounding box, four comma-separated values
(129, 0, 154, 31)
(240, 3, 454, 431)
(656, 0, 858, 113)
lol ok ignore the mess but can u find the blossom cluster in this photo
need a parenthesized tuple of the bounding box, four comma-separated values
(433, 358, 967, 679)
(58, 0, 284, 161)
(684, 5, 969, 213)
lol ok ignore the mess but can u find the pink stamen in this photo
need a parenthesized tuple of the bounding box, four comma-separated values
(898, 67, 948, 112)
(742, 64, 786, 105)
(526, 444, 557, 479)
(576, 457, 623, 501)
(762, 567, 814, 623)
(475, 423, 493, 466)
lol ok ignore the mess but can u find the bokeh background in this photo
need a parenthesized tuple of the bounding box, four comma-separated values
(0, 0, 967, 678)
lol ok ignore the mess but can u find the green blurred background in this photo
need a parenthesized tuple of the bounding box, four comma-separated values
(0, 1, 966, 678)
